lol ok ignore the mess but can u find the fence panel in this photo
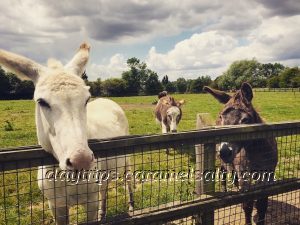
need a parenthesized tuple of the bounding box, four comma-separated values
(0, 121, 299, 224)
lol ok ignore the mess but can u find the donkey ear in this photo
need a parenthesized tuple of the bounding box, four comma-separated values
(177, 99, 185, 107)
(162, 99, 169, 105)
(65, 42, 90, 77)
(203, 86, 231, 104)
(0, 49, 45, 84)
(240, 82, 253, 102)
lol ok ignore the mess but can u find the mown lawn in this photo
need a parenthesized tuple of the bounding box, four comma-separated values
(0, 92, 299, 224)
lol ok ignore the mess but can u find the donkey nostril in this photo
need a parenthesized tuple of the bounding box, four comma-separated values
(220, 145, 233, 163)
(66, 158, 72, 168)
(171, 130, 177, 133)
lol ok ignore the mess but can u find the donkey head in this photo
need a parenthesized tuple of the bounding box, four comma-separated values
(204, 83, 261, 163)
(162, 96, 185, 133)
(0, 43, 94, 170)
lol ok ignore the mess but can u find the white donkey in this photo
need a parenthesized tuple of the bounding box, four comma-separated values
(0, 43, 134, 224)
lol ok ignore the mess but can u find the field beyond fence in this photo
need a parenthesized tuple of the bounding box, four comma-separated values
(1, 92, 300, 148)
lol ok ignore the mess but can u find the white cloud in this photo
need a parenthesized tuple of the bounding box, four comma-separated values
(87, 54, 127, 80)
(146, 31, 239, 79)
(0, 0, 299, 80)
(228, 15, 300, 64)
(146, 15, 300, 80)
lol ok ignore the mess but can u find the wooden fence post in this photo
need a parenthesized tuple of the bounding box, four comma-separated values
(194, 113, 216, 225)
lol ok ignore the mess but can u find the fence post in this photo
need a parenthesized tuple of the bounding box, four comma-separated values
(195, 113, 216, 225)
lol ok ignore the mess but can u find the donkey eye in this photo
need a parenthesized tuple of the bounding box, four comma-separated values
(37, 98, 50, 109)
(241, 117, 251, 124)
(222, 107, 233, 115)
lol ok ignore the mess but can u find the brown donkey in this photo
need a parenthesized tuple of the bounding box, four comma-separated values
(155, 91, 185, 134)
(204, 83, 278, 225)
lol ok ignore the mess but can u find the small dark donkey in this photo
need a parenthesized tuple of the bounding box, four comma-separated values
(204, 83, 278, 225)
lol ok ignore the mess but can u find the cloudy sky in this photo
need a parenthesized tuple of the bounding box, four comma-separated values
(1, 0, 300, 80)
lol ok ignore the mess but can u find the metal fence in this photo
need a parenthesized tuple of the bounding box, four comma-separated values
(0, 121, 299, 225)
(253, 88, 300, 92)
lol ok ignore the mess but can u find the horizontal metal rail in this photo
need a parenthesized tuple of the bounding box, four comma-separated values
(100, 179, 300, 225)
(0, 121, 300, 171)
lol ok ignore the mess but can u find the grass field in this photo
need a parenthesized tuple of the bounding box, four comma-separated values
(0, 92, 299, 224)
(1, 92, 300, 148)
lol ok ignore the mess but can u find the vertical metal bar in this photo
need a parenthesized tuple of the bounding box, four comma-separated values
(149, 145, 153, 208)
(158, 143, 161, 210)
(2, 166, 7, 224)
(141, 145, 144, 212)
(132, 146, 136, 216)
(29, 161, 33, 224)
(41, 160, 45, 224)
(16, 162, 20, 225)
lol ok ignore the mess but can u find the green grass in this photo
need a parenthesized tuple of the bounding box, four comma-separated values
(1, 92, 300, 148)
(0, 92, 299, 224)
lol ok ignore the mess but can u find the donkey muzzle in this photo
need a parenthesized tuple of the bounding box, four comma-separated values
(66, 149, 95, 170)
(219, 143, 233, 163)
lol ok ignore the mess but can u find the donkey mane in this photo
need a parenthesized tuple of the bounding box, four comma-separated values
(40, 72, 86, 92)
(158, 91, 177, 106)
(47, 58, 64, 69)
(163, 96, 177, 106)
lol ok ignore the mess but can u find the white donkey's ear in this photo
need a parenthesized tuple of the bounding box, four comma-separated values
(65, 42, 90, 77)
(0, 49, 46, 84)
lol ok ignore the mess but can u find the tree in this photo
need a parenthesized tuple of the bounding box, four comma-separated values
(88, 78, 102, 97)
(17, 80, 34, 99)
(278, 67, 300, 88)
(291, 73, 300, 87)
(176, 78, 187, 93)
(162, 75, 169, 87)
(216, 60, 287, 90)
(267, 76, 280, 88)
(186, 79, 194, 93)
(122, 57, 148, 96)
(217, 59, 263, 90)
(144, 72, 163, 95)
(260, 63, 285, 78)
(6, 72, 22, 98)
(81, 71, 88, 84)
(189, 76, 212, 93)
(0, 66, 10, 99)
(161, 75, 176, 92)
(102, 78, 126, 97)
(211, 76, 221, 89)
(0, 68, 34, 99)
(165, 82, 176, 93)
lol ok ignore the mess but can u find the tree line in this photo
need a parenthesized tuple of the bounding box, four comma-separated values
(85, 57, 213, 97)
(214, 59, 300, 90)
(0, 57, 299, 99)
(0, 66, 35, 99)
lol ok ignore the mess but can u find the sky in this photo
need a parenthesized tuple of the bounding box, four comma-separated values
(1, 0, 300, 81)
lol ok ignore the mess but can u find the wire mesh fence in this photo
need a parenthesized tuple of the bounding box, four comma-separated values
(0, 121, 299, 225)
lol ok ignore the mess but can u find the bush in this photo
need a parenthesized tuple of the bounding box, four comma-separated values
(102, 78, 127, 97)
(4, 120, 14, 131)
